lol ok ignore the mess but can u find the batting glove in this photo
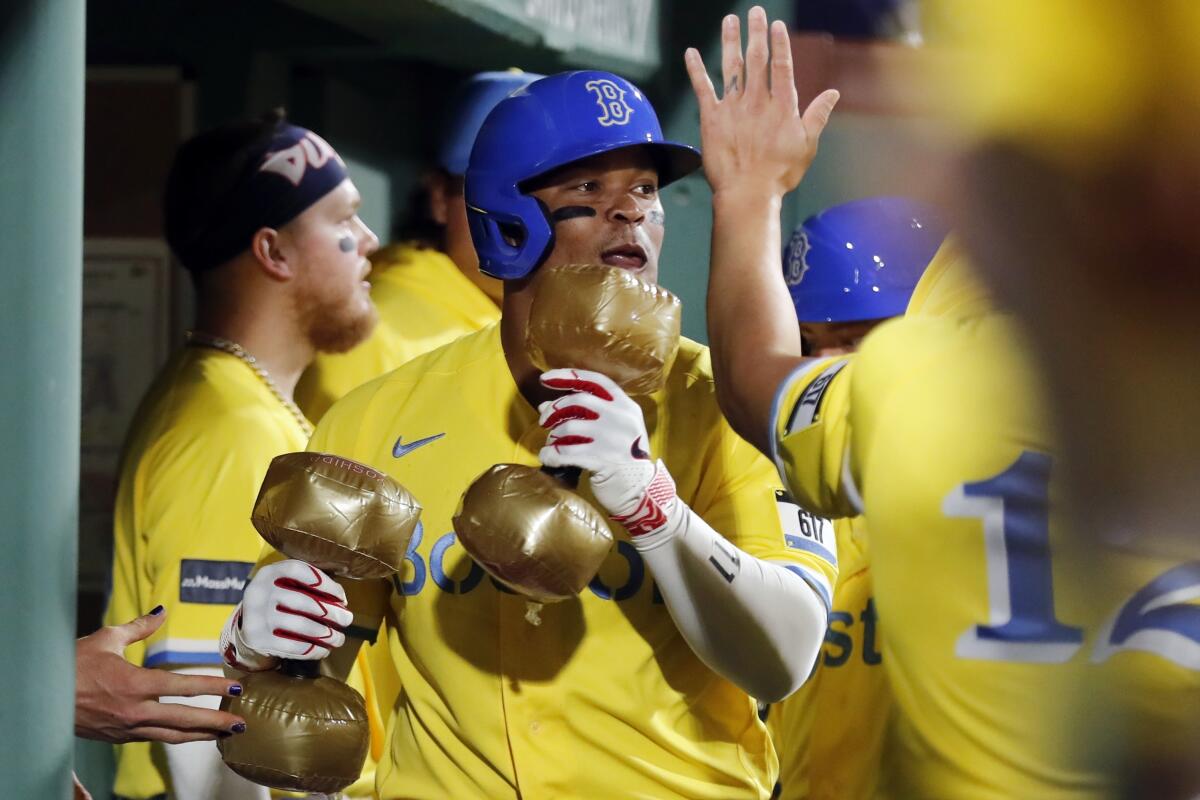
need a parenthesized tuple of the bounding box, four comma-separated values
(219, 559, 353, 672)
(538, 368, 679, 539)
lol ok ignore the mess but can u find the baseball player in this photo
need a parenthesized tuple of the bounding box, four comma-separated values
(103, 112, 384, 800)
(689, 7, 1200, 797)
(294, 70, 542, 423)
(768, 197, 947, 800)
(221, 70, 838, 799)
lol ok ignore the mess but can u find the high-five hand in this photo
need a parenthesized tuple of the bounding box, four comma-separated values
(688, 7, 840, 451)
(684, 6, 839, 200)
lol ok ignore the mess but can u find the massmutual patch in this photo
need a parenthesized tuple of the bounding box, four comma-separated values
(179, 559, 254, 605)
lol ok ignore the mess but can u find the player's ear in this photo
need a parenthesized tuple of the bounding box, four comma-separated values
(249, 227, 294, 282)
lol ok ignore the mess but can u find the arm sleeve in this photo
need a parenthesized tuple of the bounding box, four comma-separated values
(643, 403, 839, 702)
(159, 668, 270, 800)
(635, 501, 828, 703)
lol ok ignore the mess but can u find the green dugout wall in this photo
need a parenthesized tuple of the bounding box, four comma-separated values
(0, 0, 85, 795)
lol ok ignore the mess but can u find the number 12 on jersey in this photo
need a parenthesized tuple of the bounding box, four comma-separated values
(944, 450, 1200, 669)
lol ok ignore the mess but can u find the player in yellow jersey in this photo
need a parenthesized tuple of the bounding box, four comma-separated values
(768, 197, 948, 800)
(104, 111, 383, 800)
(688, 7, 1200, 797)
(220, 69, 839, 800)
(295, 71, 542, 422)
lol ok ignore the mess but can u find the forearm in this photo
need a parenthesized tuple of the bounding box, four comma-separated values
(707, 189, 813, 454)
(635, 500, 827, 703)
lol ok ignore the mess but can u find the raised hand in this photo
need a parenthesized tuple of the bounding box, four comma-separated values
(684, 6, 839, 201)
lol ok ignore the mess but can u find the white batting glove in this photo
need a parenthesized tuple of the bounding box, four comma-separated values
(219, 559, 353, 672)
(538, 368, 679, 539)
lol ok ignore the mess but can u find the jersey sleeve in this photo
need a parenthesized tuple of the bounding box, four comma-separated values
(771, 356, 862, 522)
(133, 410, 294, 667)
(689, 414, 839, 613)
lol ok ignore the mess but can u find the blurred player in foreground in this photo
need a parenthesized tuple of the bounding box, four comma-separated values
(688, 6, 1200, 798)
(768, 197, 947, 800)
(937, 1, 1200, 792)
(103, 111, 383, 800)
(223, 70, 836, 799)
(294, 70, 540, 422)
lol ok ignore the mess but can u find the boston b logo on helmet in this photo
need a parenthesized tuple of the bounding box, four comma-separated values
(585, 79, 634, 127)
(464, 70, 701, 280)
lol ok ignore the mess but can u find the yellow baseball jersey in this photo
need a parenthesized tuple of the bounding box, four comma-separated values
(295, 243, 500, 422)
(270, 322, 838, 800)
(770, 514, 887, 800)
(771, 247, 1200, 797)
(104, 347, 380, 799)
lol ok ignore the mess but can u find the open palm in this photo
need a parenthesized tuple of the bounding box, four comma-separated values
(685, 7, 839, 199)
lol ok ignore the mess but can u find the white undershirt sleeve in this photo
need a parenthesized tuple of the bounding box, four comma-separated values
(633, 502, 828, 703)
(160, 667, 270, 800)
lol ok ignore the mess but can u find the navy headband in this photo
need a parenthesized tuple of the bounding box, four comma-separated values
(180, 124, 350, 272)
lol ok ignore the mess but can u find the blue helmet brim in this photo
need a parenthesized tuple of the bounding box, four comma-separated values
(519, 140, 702, 191)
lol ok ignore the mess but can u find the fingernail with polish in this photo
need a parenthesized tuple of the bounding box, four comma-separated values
(232, 722, 246, 734)
(228, 684, 243, 696)
(149, 605, 164, 616)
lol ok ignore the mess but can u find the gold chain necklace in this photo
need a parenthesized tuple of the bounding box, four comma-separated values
(185, 330, 314, 438)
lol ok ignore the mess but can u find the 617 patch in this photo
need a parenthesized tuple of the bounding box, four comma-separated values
(776, 489, 838, 568)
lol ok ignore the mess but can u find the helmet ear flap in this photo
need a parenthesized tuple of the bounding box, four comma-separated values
(469, 194, 557, 279)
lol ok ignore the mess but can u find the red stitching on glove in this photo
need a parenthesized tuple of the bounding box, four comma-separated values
(542, 370, 614, 401)
(273, 573, 345, 605)
(542, 404, 600, 429)
(275, 601, 347, 631)
(273, 626, 337, 655)
(549, 434, 594, 451)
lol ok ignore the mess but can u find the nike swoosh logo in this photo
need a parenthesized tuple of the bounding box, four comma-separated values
(630, 436, 650, 460)
(392, 432, 445, 458)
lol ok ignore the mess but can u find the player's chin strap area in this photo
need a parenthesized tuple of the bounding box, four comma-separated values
(626, 489, 829, 704)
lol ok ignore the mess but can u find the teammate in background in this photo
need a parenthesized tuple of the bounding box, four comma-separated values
(103, 111, 382, 800)
(294, 70, 541, 422)
(689, 7, 1200, 797)
(768, 197, 947, 800)
(784, 198, 947, 359)
(222, 70, 836, 800)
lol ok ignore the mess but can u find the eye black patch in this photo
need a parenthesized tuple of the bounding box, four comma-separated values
(549, 206, 597, 223)
(338, 236, 356, 252)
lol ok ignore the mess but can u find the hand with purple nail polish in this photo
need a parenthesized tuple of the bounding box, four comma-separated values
(75, 607, 246, 744)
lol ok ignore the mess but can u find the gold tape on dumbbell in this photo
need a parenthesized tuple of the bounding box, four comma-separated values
(218, 669, 369, 793)
(452, 463, 613, 605)
(527, 263, 682, 396)
(252, 451, 422, 579)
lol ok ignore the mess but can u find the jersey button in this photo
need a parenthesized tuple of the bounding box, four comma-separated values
(529, 720, 541, 734)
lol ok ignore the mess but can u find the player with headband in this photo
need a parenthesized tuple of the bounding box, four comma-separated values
(295, 70, 543, 422)
(222, 71, 837, 799)
(105, 111, 382, 800)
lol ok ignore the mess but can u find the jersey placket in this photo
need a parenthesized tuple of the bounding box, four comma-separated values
(493, 420, 566, 797)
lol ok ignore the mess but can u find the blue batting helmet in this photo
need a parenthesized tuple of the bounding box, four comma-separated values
(465, 70, 702, 279)
(437, 70, 544, 176)
(784, 197, 950, 323)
